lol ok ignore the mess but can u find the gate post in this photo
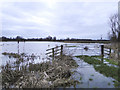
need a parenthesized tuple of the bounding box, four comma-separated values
(61, 45, 63, 59)
(101, 45, 104, 63)
(52, 48, 54, 60)
(17, 40, 19, 54)
(109, 48, 111, 58)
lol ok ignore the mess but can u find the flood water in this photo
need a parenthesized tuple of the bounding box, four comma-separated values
(0, 41, 118, 88)
(71, 57, 115, 88)
(1, 41, 64, 65)
(1, 41, 103, 65)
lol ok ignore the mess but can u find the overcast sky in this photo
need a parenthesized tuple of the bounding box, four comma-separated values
(1, 1, 118, 39)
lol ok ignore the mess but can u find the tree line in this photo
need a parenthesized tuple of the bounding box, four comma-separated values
(0, 36, 109, 42)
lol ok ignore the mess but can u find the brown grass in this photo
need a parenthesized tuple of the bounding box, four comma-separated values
(2, 53, 79, 88)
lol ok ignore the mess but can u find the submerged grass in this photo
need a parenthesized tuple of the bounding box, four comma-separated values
(94, 64, 118, 80)
(66, 46, 77, 47)
(2, 52, 22, 58)
(108, 82, 111, 86)
(75, 55, 120, 87)
(80, 77, 82, 81)
(77, 55, 118, 66)
(91, 74, 94, 76)
(91, 55, 118, 66)
(76, 55, 102, 65)
(89, 78, 93, 81)
(104, 58, 118, 66)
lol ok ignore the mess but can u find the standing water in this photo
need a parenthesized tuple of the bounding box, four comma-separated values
(1, 41, 118, 88)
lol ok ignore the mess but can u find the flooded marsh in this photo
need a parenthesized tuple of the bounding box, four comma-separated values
(0, 41, 120, 88)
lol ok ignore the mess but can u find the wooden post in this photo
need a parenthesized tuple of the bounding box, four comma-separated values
(60, 45, 63, 60)
(52, 48, 54, 60)
(101, 45, 104, 63)
(109, 48, 111, 55)
(109, 48, 111, 58)
(17, 40, 19, 54)
(18, 40, 19, 43)
(61, 45, 63, 57)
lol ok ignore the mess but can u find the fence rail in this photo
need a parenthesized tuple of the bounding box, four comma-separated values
(46, 45, 63, 59)
(103, 46, 111, 57)
(46, 44, 115, 62)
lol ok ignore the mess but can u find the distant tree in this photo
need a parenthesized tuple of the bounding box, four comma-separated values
(46, 36, 52, 40)
(66, 37, 70, 41)
(108, 13, 120, 42)
(2, 36, 9, 41)
(2, 36, 7, 40)
(39, 38, 43, 41)
(16, 36, 24, 41)
(53, 37, 56, 41)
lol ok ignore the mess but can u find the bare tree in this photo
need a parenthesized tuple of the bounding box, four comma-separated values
(108, 13, 120, 42)
(108, 14, 120, 84)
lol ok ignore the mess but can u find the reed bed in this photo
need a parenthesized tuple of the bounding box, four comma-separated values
(2, 52, 79, 88)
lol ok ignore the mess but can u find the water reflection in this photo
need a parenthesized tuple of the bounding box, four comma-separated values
(71, 57, 115, 88)
(1, 42, 119, 88)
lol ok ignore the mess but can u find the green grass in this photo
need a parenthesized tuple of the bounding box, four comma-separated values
(66, 46, 77, 47)
(80, 77, 82, 80)
(104, 58, 118, 66)
(75, 55, 120, 87)
(91, 55, 118, 66)
(91, 74, 94, 76)
(94, 65, 118, 80)
(91, 55, 102, 58)
(76, 55, 102, 65)
(89, 78, 93, 81)
(93, 87, 98, 88)
(108, 82, 111, 86)
(113, 81, 120, 87)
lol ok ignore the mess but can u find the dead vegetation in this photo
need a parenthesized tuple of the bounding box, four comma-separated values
(104, 43, 120, 63)
(2, 52, 79, 88)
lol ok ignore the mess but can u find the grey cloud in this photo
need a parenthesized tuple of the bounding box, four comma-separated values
(1, 1, 118, 39)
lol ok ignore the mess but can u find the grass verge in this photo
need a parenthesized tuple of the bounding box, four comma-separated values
(75, 55, 120, 87)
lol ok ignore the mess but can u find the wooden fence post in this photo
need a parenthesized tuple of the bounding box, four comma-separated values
(52, 48, 54, 60)
(17, 40, 19, 54)
(101, 45, 104, 63)
(109, 48, 111, 58)
(109, 48, 111, 55)
(61, 45, 63, 59)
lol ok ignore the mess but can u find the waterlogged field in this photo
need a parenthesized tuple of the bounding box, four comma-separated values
(1, 42, 102, 65)
(1, 42, 64, 65)
(0, 41, 119, 88)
